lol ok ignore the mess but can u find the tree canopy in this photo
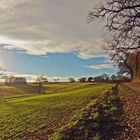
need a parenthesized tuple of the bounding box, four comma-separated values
(89, 0, 140, 80)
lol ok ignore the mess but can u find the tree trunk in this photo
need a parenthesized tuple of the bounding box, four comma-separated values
(130, 68, 134, 81)
(124, 60, 134, 81)
(134, 52, 140, 81)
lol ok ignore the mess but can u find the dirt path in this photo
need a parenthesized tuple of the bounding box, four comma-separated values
(111, 84, 140, 140)
(125, 82, 140, 94)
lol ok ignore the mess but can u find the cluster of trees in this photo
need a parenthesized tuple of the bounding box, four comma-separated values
(68, 78, 76, 83)
(5, 76, 27, 86)
(89, 0, 140, 81)
(78, 73, 130, 83)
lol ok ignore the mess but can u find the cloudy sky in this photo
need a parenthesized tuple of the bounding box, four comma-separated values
(0, 0, 118, 81)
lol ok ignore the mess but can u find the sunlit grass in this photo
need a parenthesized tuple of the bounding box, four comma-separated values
(0, 83, 112, 139)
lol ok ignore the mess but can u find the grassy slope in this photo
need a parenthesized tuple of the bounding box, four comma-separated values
(0, 82, 95, 99)
(44, 82, 95, 93)
(0, 83, 112, 139)
(0, 85, 29, 100)
(50, 85, 120, 140)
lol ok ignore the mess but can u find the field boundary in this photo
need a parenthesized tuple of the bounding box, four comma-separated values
(49, 85, 121, 140)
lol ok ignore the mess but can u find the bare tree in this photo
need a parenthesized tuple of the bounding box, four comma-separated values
(89, 0, 140, 80)
(89, 0, 140, 50)
(36, 75, 48, 94)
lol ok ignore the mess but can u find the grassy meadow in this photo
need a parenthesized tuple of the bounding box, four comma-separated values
(0, 82, 113, 139)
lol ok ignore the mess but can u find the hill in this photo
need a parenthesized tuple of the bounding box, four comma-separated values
(0, 83, 112, 139)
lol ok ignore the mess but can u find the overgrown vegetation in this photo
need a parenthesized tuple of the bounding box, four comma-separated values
(50, 85, 121, 140)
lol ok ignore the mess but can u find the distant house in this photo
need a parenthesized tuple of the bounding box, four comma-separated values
(5, 76, 27, 86)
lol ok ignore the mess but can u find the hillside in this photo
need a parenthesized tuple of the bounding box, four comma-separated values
(0, 82, 96, 99)
(0, 83, 112, 139)
(1, 82, 139, 140)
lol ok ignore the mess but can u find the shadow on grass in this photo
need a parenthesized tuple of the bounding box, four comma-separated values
(100, 92, 124, 140)
(50, 84, 125, 140)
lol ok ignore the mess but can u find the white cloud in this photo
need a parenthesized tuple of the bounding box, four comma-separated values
(85, 63, 114, 70)
(0, 0, 104, 59)
(0, 36, 105, 59)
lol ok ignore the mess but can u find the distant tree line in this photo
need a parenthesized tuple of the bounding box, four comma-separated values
(77, 73, 130, 83)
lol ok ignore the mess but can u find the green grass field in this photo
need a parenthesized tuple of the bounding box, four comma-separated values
(0, 83, 112, 139)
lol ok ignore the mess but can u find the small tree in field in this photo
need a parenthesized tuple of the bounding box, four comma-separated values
(36, 75, 48, 94)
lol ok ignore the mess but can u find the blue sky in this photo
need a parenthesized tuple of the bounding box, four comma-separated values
(0, 0, 118, 81)
(1, 48, 118, 79)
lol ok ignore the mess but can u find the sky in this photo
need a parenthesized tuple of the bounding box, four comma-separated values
(0, 0, 118, 82)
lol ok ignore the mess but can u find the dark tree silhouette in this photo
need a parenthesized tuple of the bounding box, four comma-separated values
(87, 77, 93, 82)
(89, 0, 140, 80)
(36, 75, 48, 94)
(89, 0, 140, 51)
(79, 77, 87, 82)
(69, 78, 75, 83)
